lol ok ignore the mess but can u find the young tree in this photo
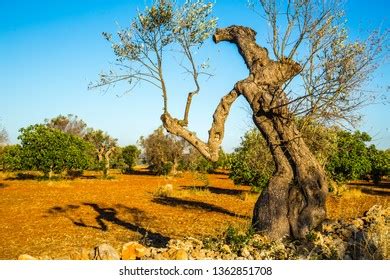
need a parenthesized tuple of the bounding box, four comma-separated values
(122, 145, 141, 172)
(94, 0, 387, 239)
(18, 125, 93, 178)
(84, 129, 117, 177)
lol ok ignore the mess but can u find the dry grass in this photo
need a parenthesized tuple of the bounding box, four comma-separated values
(0, 169, 388, 259)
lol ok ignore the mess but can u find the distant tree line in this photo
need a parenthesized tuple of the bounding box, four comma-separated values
(0, 115, 140, 178)
(1, 117, 388, 185)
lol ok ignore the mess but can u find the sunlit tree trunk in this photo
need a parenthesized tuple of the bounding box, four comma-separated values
(211, 26, 328, 239)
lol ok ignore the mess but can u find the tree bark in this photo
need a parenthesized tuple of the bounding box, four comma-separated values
(214, 25, 328, 239)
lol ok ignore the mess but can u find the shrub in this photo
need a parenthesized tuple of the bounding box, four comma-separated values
(367, 146, 390, 184)
(140, 127, 185, 175)
(18, 124, 94, 178)
(229, 129, 274, 192)
(326, 131, 372, 183)
(0, 145, 23, 171)
(121, 145, 141, 172)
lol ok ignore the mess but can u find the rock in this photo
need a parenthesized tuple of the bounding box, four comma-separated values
(154, 253, 167, 260)
(18, 254, 37, 260)
(351, 218, 364, 229)
(221, 244, 231, 254)
(172, 249, 188, 260)
(191, 250, 206, 259)
(121, 242, 147, 260)
(240, 247, 251, 258)
(168, 239, 186, 249)
(344, 254, 352, 260)
(90, 244, 120, 260)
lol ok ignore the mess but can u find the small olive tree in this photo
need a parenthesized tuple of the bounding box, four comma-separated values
(139, 126, 185, 175)
(122, 145, 141, 172)
(84, 129, 117, 177)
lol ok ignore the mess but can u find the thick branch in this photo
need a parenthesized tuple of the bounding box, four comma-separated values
(161, 89, 239, 162)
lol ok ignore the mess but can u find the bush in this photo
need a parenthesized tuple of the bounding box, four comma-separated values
(1, 145, 23, 171)
(18, 124, 94, 178)
(326, 131, 372, 183)
(121, 145, 140, 172)
(229, 129, 274, 192)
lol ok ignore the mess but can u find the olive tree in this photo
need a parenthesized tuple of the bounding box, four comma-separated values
(139, 126, 185, 175)
(84, 129, 117, 177)
(45, 114, 88, 137)
(94, 0, 387, 239)
(122, 145, 141, 172)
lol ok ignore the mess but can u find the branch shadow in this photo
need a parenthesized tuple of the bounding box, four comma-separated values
(47, 203, 169, 247)
(152, 196, 249, 219)
(180, 185, 253, 196)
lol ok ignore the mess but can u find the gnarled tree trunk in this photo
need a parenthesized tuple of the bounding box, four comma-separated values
(213, 25, 327, 239)
(162, 25, 327, 240)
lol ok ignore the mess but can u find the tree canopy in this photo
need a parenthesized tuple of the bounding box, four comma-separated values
(18, 124, 93, 178)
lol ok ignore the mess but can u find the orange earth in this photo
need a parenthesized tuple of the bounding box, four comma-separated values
(0, 169, 388, 259)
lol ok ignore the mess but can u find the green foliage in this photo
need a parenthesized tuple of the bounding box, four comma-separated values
(367, 146, 390, 184)
(121, 145, 141, 172)
(84, 128, 117, 177)
(326, 131, 372, 182)
(18, 124, 93, 178)
(297, 120, 339, 167)
(140, 127, 184, 175)
(0, 145, 23, 171)
(224, 225, 255, 253)
(180, 148, 228, 174)
(229, 129, 274, 192)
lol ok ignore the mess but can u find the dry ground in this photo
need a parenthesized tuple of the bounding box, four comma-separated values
(0, 169, 388, 259)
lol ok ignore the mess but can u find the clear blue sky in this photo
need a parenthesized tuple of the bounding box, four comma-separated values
(1, 0, 389, 150)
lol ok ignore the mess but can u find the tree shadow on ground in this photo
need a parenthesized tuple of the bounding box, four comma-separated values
(152, 196, 249, 219)
(123, 169, 156, 176)
(347, 181, 390, 188)
(47, 203, 169, 247)
(180, 185, 254, 196)
(0, 183, 8, 189)
(360, 188, 390, 196)
(5, 172, 40, 181)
